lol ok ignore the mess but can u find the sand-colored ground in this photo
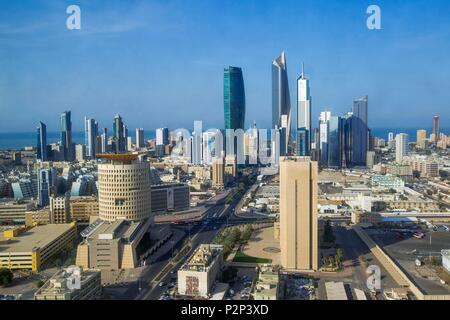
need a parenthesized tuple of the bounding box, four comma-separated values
(241, 227, 280, 265)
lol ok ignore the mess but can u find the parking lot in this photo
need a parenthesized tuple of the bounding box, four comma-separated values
(368, 227, 450, 295)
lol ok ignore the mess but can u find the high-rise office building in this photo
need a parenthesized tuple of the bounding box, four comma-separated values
(247, 123, 259, 165)
(319, 111, 331, 166)
(280, 157, 318, 271)
(272, 51, 291, 155)
(60, 111, 73, 161)
(296, 64, 311, 156)
(202, 130, 222, 166)
(75, 144, 86, 162)
(351, 96, 369, 166)
(192, 121, 203, 165)
(416, 129, 427, 145)
(101, 128, 108, 153)
(84, 117, 98, 159)
(37, 167, 57, 207)
(212, 157, 225, 188)
(224, 66, 245, 131)
(388, 132, 394, 142)
(396, 133, 409, 162)
(37, 122, 48, 161)
(97, 154, 151, 221)
(432, 116, 440, 143)
(156, 127, 169, 156)
(113, 114, 125, 154)
(327, 116, 342, 168)
(136, 128, 145, 149)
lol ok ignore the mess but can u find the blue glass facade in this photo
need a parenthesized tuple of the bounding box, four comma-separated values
(224, 66, 245, 130)
(37, 121, 48, 161)
(60, 111, 73, 161)
(296, 128, 310, 156)
(113, 114, 125, 153)
(351, 96, 368, 166)
(327, 116, 342, 168)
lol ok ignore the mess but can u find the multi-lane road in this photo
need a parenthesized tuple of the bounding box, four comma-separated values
(134, 174, 264, 300)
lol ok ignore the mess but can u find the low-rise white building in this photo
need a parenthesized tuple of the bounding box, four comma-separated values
(178, 244, 224, 298)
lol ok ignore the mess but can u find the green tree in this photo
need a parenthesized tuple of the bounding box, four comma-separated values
(0, 268, 13, 287)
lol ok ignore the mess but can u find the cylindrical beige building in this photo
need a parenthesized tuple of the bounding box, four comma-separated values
(97, 154, 151, 221)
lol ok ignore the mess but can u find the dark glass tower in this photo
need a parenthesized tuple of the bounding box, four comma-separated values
(272, 51, 291, 155)
(351, 96, 368, 166)
(327, 116, 342, 168)
(113, 114, 125, 154)
(224, 66, 246, 130)
(433, 116, 440, 143)
(60, 111, 73, 161)
(37, 122, 48, 161)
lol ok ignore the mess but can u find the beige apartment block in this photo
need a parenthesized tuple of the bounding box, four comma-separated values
(280, 157, 319, 271)
(50, 194, 70, 224)
(70, 196, 99, 223)
(212, 157, 224, 188)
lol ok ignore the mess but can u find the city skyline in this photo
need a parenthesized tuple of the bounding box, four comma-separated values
(1, 0, 450, 132)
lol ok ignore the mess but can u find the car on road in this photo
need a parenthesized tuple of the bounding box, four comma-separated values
(159, 282, 166, 287)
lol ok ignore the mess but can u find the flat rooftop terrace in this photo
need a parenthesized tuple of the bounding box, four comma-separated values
(0, 224, 74, 253)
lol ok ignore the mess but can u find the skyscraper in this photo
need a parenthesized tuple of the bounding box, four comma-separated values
(433, 116, 440, 143)
(37, 122, 48, 161)
(192, 121, 203, 165)
(319, 111, 331, 166)
(156, 127, 169, 156)
(296, 64, 312, 156)
(388, 132, 394, 142)
(136, 128, 145, 150)
(280, 157, 318, 271)
(327, 116, 342, 168)
(60, 111, 73, 161)
(351, 96, 369, 166)
(113, 114, 125, 154)
(101, 128, 108, 153)
(224, 66, 245, 131)
(84, 117, 98, 159)
(396, 133, 409, 162)
(272, 51, 291, 155)
(37, 167, 57, 207)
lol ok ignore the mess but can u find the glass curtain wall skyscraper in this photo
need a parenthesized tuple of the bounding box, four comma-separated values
(84, 117, 98, 159)
(351, 96, 368, 166)
(296, 64, 312, 156)
(60, 111, 73, 161)
(37, 121, 48, 161)
(113, 114, 125, 154)
(224, 66, 245, 131)
(224, 66, 245, 160)
(327, 116, 342, 168)
(272, 51, 291, 155)
(433, 116, 440, 143)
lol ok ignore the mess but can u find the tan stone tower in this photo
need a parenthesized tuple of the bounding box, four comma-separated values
(280, 156, 318, 271)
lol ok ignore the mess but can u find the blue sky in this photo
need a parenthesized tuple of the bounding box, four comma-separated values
(0, 0, 449, 132)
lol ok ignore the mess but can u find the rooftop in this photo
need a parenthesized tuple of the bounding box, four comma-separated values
(181, 244, 223, 272)
(81, 219, 146, 243)
(0, 223, 75, 252)
(35, 267, 100, 298)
